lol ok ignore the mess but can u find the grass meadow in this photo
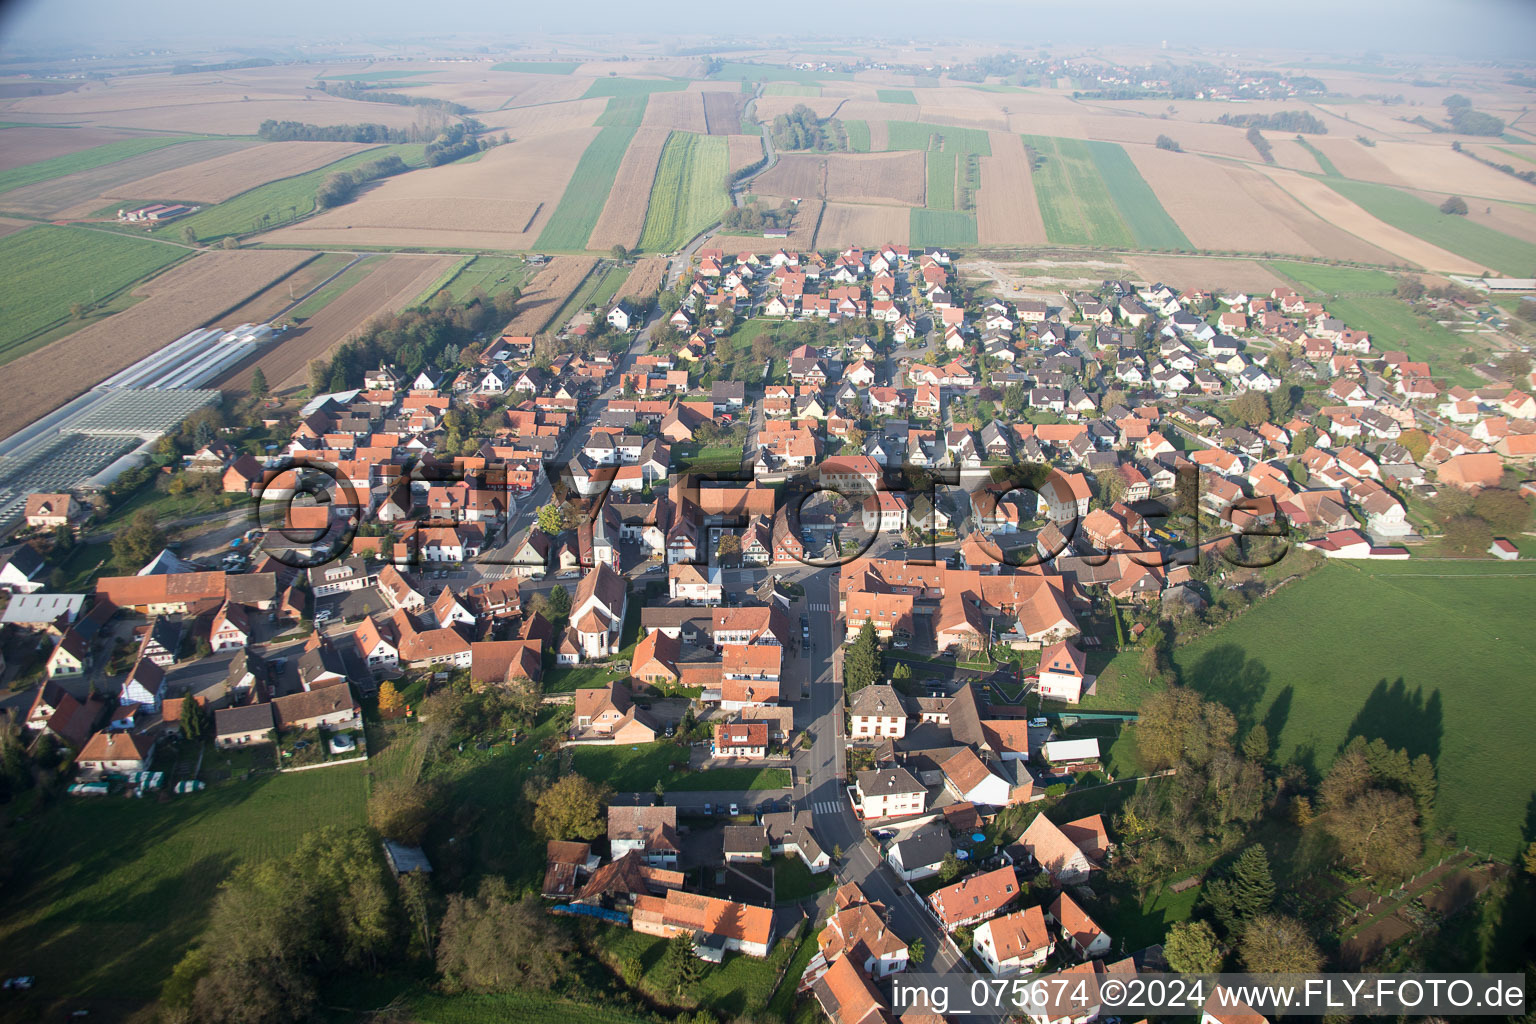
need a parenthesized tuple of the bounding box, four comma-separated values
(844, 119, 871, 153)
(877, 89, 918, 104)
(926, 146, 956, 211)
(1322, 294, 1483, 385)
(0, 135, 202, 194)
(595, 95, 650, 128)
(885, 121, 992, 156)
(0, 225, 186, 360)
(1268, 260, 1400, 294)
(437, 254, 534, 301)
(910, 208, 978, 247)
(1097, 561, 1536, 859)
(410, 992, 655, 1023)
(0, 762, 368, 1006)
(638, 131, 730, 252)
(535, 126, 640, 250)
(709, 61, 854, 85)
(1296, 137, 1341, 176)
(1324, 178, 1536, 276)
(582, 77, 690, 99)
(1023, 134, 1135, 248)
(1085, 140, 1192, 250)
(153, 142, 426, 242)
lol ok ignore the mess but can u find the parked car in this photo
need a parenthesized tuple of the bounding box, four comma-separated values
(729, 803, 740, 815)
(703, 803, 713, 815)
(3, 977, 34, 991)
(892, 638, 909, 649)
(315, 609, 334, 623)
(1029, 717, 1049, 728)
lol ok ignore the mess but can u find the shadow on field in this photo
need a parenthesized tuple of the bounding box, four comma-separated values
(1179, 643, 1270, 730)
(1344, 677, 1443, 763)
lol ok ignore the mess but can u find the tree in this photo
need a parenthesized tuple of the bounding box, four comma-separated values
(1441, 514, 1492, 556)
(531, 773, 608, 840)
(250, 367, 268, 400)
(1325, 788, 1421, 879)
(545, 584, 571, 623)
(1523, 841, 1536, 878)
(717, 532, 742, 566)
(1397, 428, 1430, 462)
(308, 359, 330, 395)
(908, 937, 927, 964)
(610, 245, 629, 261)
(221, 235, 241, 249)
(181, 698, 209, 743)
(182, 225, 199, 245)
(939, 852, 961, 881)
(1238, 915, 1322, 973)
(1229, 390, 1269, 426)
(1155, 134, 1182, 152)
(659, 932, 705, 997)
(437, 878, 571, 992)
(1135, 687, 1238, 772)
(368, 778, 435, 844)
(1473, 488, 1531, 534)
(843, 621, 880, 693)
(1396, 277, 1426, 302)
(1495, 351, 1531, 381)
(1097, 465, 1128, 506)
(1439, 195, 1469, 216)
(112, 508, 166, 571)
(1163, 920, 1223, 973)
(1240, 724, 1270, 762)
(537, 502, 565, 536)
(377, 680, 404, 715)
(1227, 845, 1276, 918)
(1288, 425, 1317, 457)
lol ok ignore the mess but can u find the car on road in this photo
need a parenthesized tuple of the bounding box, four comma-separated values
(1029, 717, 1049, 728)
(703, 803, 712, 815)
(872, 829, 896, 841)
(315, 609, 334, 623)
(729, 803, 739, 815)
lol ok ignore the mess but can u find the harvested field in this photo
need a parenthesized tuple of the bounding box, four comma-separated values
(642, 90, 708, 133)
(977, 133, 1047, 245)
(914, 105, 1009, 132)
(1263, 168, 1490, 273)
(712, 198, 821, 252)
(0, 249, 313, 438)
(1315, 137, 1536, 203)
(1323, 176, 1536, 276)
(222, 255, 458, 393)
(586, 127, 670, 252)
(536, 126, 641, 250)
(498, 256, 598, 337)
(753, 154, 826, 200)
(727, 135, 764, 175)
(1224, 163, 1399, 265)
(1122, 255, 1291, 294)
(102, 141, 380, 204)
(497, 75, 596, 110)
(753, 96, 844, 122)
(213, 252, 355, 326)
(0, 216, 32, 239)
(0, 125, 142, 172)
(0, 138, 256, 219)
(816, 202, 911, 248)
(475, 96, 607, 134)
(259, 128, 599, 250)
(867, 120, 890, 151)
(615, 257, 667, 302)
(702, 92, 742, 135)
(9, 94, 425, 136)
(825, 151, 926, 206)
(834, 101, 922, 126)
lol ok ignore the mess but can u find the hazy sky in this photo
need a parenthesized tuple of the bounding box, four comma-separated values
(4, 0, 1535, 60)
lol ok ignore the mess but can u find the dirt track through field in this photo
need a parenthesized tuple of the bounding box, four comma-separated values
(0, 249, 313, 438)
(499, 256, 598, 337)
(215, 254, 457, 394)
(977, 132, 1047, 245)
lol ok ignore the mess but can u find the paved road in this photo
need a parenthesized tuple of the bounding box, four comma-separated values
(792, 566, 990, 994)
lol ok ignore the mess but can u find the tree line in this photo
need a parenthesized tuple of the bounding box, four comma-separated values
(1217, 110, 1328, 134)
(315, 153, 410, 209)
(316, 80, 471, 116)
(770, 104, 847, 152)
(1245, 127, 1274, 164)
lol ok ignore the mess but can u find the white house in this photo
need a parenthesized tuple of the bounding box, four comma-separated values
(974, 905, 1054, 975)
(854, 767, 925, 820)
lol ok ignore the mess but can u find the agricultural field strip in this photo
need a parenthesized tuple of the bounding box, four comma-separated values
(1022, 134, 1135, 248)
(910, 208, 977, 247)
(637, 131, 730, 253)
(0, 134, 206, 194)
(926, 144, 956, 212)
(1084, 140, 1193, 250)
(535, 125, 641, 250)
(1322, 177, 1536, 277)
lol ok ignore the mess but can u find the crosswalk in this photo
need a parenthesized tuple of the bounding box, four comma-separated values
(810, 800, 843, 815)
(808, 602, 830, 612)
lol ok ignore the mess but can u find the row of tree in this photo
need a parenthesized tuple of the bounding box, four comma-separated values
(315, 153, 410, 209)
(1217, 110, 1328, 134)
(770, 104, 847, 152)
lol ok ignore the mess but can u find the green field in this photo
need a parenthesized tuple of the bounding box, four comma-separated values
(1321, 294, 1483, 385)
(1022, 135, 1135, 247)
(910, 208, 978, 247)
(844, 119, 870, 153)
(438, 254, 535, 301)
(536, 126, 640, 250)
(709, 61, 854, 85)
(0, 225, 186, 362)
(0, 762, 368, 1005)
(570, 742, 788, 793)
(594, 928, 794, 1019)
(1175, 561, 1536, 858)
(152, 142, 423, 243)
(1295, 137, 1341, 176)
(1268, 260, 1400, 294)
(490, 61, 580, 74)
(763, 83, 821, 97)
(595, 94, 650, 128)
(582, 77, 690, 99)
(0, 135, 207, 195)
(638, 131, 730, 252)
(885, 121, 992, 156)
(1083, 140, 1192, 250)
(926, 146, 956, 212)
(544, 260, 629, 327)
(877, 89, 918, 104)
(1323, 178, 1536, 276)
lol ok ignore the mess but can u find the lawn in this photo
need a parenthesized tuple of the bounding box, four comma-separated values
(570, 744, 789, 794)
(544, 260, 624, 331)
(0, 225, 187, 362)
(595, 94, 651, 128)
(885, 121, 992, 156)
(1022, 135, 1135, 248)
(1323, 178, 1536, 276)
(877, 89, 918, 104)
(0, 135, 206, 195)
(926, 146, 956, 212)
(1168, 560, 1536, 859)
(1321, 294, 1482, 385)
(535, 126, 640, 251)
(764, 83, 822, 97)
(490, 61, 580, 74)
(155, 142, 425, 242)
(773, 854, 837, 903)
(0, 761, 368, 1008)
(582, 77, 691, 99)
(638, 131, 730, 253)
(593, 926, 796, 1019)
(1084, 140, 1192, 250)
(709, 61, 855, 85)
(544, 661, 626, 693)
(1267, 260, 1400, 295)
(438, 254, 535, 302)
(671, 766, 792, 791)
(844, 119, 870, 153)
(910, 208, 978, 247)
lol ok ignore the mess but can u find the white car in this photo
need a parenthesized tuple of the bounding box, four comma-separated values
(315, 609, 334, 623)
